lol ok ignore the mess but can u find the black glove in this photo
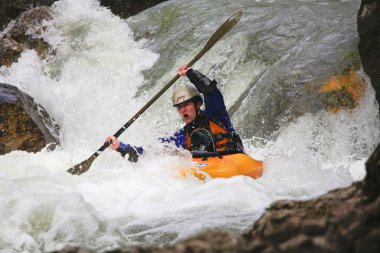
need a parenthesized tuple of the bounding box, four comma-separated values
(116, 146, 139, 162)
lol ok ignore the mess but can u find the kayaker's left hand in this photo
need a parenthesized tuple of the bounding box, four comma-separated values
(177, 64, 192, 76)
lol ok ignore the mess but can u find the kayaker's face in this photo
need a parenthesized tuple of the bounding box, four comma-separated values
(177, 101, 200, 124)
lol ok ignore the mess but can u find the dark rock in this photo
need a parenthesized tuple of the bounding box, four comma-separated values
(0, 0, 58, 29)
(0, 6, 53, 67)
(50, 246, 93, 253)
(364, 143, 380, 201)
(0, 37, 24, 67)
(358, 0, 380, 201)
(0, 1, 167, 67)
(99, 0, 168, 19)
(358, 0, 380, 112)
(0, 0, 167, 30)
(0, 83, 59, 154)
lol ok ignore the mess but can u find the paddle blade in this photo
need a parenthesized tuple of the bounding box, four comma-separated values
(187, 10, 243, 67)
(67, 153, 97, 175)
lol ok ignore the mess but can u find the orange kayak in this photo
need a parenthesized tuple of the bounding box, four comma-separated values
(180, 153, 263, 181)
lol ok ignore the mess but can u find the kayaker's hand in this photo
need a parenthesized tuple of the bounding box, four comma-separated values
(105, 136, 120, 150)
(177, 64, 192, 76)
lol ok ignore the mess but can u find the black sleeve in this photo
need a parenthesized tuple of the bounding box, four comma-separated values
(186, 69, 217, 94)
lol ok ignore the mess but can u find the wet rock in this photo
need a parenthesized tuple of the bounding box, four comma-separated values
(0, 83, 59, 155)
(0, 0, 167, 30)
(358, 0, 380, 111)
(0, 1, 167, 67)
(0, 0, 56, 30)
(238, 183, 372, 253)
(364, 143, 380, 200)
(51, 247, 92, 253)
(357, 0, 380, 201)
(0, 6, 53, 67)
(319, 70, 366, 112)
(0, 37, 24, 67)
(99, 0, 168, 19)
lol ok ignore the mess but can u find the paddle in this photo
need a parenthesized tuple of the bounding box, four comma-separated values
(67, 10, 243, 175)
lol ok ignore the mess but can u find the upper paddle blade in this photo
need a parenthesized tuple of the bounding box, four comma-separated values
(188, 10, 243, 67)
(67, 154, 97, 175)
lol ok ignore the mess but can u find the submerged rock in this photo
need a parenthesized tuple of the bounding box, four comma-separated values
(0, 83, 59, 155)
(319, 70, 366, 112)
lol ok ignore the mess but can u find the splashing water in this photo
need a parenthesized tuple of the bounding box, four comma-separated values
(0, 0, 379, 252)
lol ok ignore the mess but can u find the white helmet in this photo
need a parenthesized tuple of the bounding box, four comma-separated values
(171, 85, 203, 107)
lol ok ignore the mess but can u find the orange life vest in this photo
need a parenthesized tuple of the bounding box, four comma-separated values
(185, 120, 233, 152)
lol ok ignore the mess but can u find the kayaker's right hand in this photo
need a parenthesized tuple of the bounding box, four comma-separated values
(105, 136, 120, 150)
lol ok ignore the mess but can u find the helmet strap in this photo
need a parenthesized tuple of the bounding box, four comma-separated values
(193, 100, 201, 117)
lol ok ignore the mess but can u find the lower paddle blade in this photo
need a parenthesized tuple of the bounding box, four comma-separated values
(67, 154, 97, 175)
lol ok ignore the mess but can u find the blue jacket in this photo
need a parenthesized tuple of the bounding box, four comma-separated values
(117, 69, 243, 161)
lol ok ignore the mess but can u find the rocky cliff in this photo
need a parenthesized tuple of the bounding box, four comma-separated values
(358, 0, 380, 112)
(0, 83, 59, 154)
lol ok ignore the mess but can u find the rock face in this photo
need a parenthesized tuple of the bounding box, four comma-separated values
(0, 6, 53, 67)
(99, 0, 168, 18)
(0, 1, 168, 67)
(0, 0, 56, 30)
(358, 0, 380, 112)
(0, 0, 167, 30)
(0, 83, 59, 155)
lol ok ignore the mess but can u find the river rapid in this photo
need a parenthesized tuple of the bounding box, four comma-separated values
(0, 0, 379, 252)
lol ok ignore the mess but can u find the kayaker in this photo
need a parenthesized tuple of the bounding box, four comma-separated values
(105, 65, 243, 162)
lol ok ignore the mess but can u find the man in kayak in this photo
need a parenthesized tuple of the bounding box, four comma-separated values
(106, 65, 243, 162)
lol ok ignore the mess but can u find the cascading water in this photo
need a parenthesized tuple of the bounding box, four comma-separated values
(0, 0, 379, 252)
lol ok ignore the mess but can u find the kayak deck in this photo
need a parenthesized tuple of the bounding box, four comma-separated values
(180, 153, 263, 181)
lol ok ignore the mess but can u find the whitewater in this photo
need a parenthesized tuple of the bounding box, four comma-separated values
(0, 0, 379, 252)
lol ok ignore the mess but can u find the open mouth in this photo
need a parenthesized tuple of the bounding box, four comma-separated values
(183, 114, 189, 120)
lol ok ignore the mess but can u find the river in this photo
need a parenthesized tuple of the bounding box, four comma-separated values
(0, 0, 379, 252)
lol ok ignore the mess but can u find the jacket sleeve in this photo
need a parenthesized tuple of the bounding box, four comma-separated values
(186, 69, 235, 133)
(116, 142, 144, 162)
(186, 69, 217, 94)
(159, 128, 187, 149)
